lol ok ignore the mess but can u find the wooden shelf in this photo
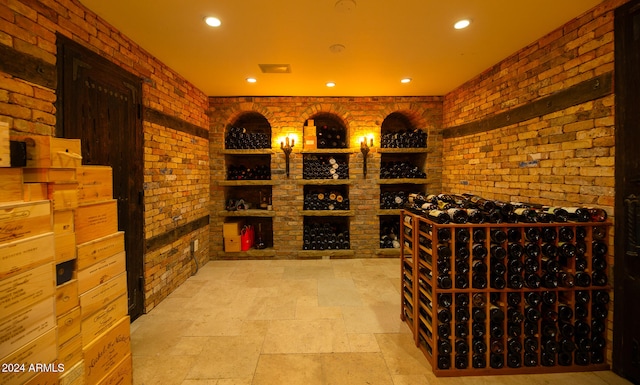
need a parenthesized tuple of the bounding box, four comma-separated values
(375, 248, 401, 257)
(222, 149, 274, 155)
(378, 178, 429, 185)
(218, 180, 273, 186)
(297, 249, 355, 258)
(377, 209, 402, 216)
(297, 179, 353, 185)
(300, 210, 354, 217)
(218, 210, 276, 217)
(301, 148, 356, 154)
(378, 148, 430, 154)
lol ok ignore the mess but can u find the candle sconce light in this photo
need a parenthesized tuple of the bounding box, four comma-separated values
(360, 135, 374, 178)
(280, 135, 295, 178)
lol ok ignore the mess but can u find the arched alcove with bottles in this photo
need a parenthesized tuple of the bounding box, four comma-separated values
(377, 112, 429, 255)
(219, 112, 275, 256)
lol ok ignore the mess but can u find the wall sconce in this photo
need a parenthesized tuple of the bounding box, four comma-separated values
(280, 135, 295, 178)
(360, 136, 373, 178)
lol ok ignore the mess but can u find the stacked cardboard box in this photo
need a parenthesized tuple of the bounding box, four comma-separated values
(1, 132, 132, 385)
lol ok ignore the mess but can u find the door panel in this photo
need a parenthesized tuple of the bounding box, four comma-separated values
(614, 1, 640, 383)
(56, 36, 145, 321)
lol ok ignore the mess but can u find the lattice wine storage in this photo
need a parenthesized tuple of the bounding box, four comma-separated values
(400, 209, 611, 376)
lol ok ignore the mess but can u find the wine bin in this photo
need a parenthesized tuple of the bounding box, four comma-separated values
(400, 209, 611, 376)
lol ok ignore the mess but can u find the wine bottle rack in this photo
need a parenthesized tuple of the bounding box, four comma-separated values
(400, 209, 611, 377)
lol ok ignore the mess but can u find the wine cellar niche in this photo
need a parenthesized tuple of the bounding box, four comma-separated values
(303, 216, 351, 251)
(220, 112, 276, 256)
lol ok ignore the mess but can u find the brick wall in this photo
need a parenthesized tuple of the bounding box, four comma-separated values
(441, 0, 628, 362)
(0, 0, 210, 311)
(208, 96, 443, 258)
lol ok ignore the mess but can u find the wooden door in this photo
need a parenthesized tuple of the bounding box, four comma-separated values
(614, 1, 640, 383)
(56, 35, 145, 321)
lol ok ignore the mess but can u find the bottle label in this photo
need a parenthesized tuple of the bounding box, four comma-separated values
(429, 209, 445, 216)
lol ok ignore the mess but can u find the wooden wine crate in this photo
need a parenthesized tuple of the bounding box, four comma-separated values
(0, 200, 52, 245)
(56, 279, 79, 317)
(0, 298, 55, 359)
(0, 168, 23, 203)
(23, 168, 77, 183)
(83, 316, 131, 385)
(58, 360, 84, 385)
(0, 328, 57, 385)
(81, 294, 127, 346)
(23, 183, 48, 202)
(77, 231, 124, 271)
(53, 210, 74, 234)
(79, 272, 127, 320)
(96, 354, 132, 385)
(0, 232, 54, 279)
(74, 200, 118, 245)
(23, 370, 59, 385)
(58, 334, 83, 369)
(55, 232, 77, 263)
(77, 166, 113, 204)
(0, 121, 8, 167)
(0, 262, 54, 317)
(77, 251, 125, 294)
(48, 182, 79, 211)
(11, 135, 82, 169)
(57, 306, 81, 346)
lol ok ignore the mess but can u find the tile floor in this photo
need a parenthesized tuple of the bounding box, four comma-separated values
(130, 259, 633, 385)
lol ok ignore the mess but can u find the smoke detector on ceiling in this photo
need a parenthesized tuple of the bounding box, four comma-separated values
(335, 0, 356, 12)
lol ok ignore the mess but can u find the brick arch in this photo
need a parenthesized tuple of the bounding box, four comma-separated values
(298, 103, 353, 130)
(223, 103, 274, 129)
(379, 104, 433, 131)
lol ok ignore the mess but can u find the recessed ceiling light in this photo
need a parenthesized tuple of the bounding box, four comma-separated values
(246, 77, 257, 83)
(454, 19, 470, 29)
(401, 78, 412, 84)
(326, 82, 336, 88)
(329, 44, 346, 54)
(204, 16, 221, 27)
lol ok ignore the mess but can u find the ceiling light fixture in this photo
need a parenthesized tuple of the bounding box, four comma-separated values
(454, 19, 470, 29)
(246, 77, 257, 83)
(204, 16, 221, 27)
(326, 82, 336, 88)
(335, 0, 357, 12)
(401, 78, 412, 84)
(329, 44, 346, 54)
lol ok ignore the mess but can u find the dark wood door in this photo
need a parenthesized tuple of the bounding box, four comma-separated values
(614, 1, 640, 383)
(56, 35, 145, 321)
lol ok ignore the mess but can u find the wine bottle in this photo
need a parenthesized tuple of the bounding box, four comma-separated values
(524, 352, 538, 367)
(456, 293, 470, 307)
(592, 240, 608, 258)
(507, 292, 521, 306)
(455, 354, 469, 369)
(438, 323, 451, 339)
(490, 245, 507, 260)
(437, 354, 451, 369)
(490, 352, 505, 368)
(507, 228, 521, 243)
(437, 275, 453, 289)
(575, 272, 592, 287)
(507, 243, 524, 259)
(565, 207, 591, 222)
(456, 306, 471, 323)
(558, 226, 574, 242)
(472, 322, 486, 338)
(490, 229, 507, 244)
(524, 243, 541, 259)
(438, 293, 453, 308)
(524, 227, 541, 242)
(541, 227, 557, 242)
(472, 353, 487, 368)
(473, 228, 486, 243)
(455, 273, 469, 289)
(514, 207, 537, 223)
(507, 352, 522, 368)
(455, 323, 469, 338)
(541, 243, 558, 258)
(455, 228, 471, 243)
(428, 209, 451, 224)
(593, 226, 607, 240)
(438, 339, 453, 355)
(455, 339, 470, 355)
(524, 307, 541, 323)
(594, 290, 610, 305)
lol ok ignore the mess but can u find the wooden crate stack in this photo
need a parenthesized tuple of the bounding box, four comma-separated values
(0, 130, 132, 385)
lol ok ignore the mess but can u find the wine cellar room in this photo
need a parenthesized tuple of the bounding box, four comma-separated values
(1, 0, 639, 384)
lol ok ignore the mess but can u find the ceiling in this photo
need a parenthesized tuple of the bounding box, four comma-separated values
(79, 0, 603, 97)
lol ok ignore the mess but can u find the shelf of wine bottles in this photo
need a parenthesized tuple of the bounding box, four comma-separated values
(380, 128, 427, 148)
(303, 186, 349, 210)
(400, 208, 611, 377)
(380, 160, 427, 179)
(303, 154, 349, 180)
(224, 126, 271, 149)
(302, 220, 350, 251)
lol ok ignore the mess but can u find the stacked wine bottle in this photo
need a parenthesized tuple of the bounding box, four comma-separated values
(380, 218, 401, 249)
(380, 161, 427, 179)
(302, 222, 350, 250)
(227, 164, 271, 180)
(380, 128, 427, 148)
(225, 126, 271, 149)
(303, 155, 349, 180)
(400, 193, 611, 376)
(316, 125, 347, 149)
(304, 191, 349, 210)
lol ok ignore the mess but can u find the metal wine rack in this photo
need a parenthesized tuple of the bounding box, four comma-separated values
(400, 209, 612, 377)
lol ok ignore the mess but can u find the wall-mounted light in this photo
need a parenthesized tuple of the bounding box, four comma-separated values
(360, 135, 374, 178)
(280, 135, 295, 178)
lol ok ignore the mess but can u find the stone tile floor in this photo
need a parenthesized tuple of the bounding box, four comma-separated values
(131, 259, 633, 385)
